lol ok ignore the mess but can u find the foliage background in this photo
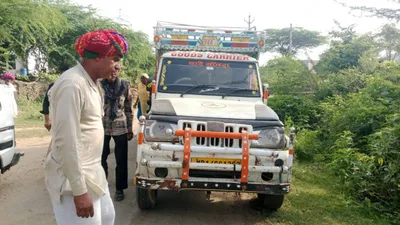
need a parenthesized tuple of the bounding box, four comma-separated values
(261, 22, 400, 222)
(0, 0, 155, 83)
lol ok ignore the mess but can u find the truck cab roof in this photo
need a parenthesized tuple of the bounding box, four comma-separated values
(153, 21, 266, 60)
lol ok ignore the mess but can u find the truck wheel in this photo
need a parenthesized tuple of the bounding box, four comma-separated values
(136, 186, 157, 210)
(257, 194, 285, 210)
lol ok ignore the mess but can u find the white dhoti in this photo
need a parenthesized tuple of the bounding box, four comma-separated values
(50, 186, 115, 225)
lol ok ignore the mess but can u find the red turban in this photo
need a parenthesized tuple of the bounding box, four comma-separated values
(75, 29, 128, 59)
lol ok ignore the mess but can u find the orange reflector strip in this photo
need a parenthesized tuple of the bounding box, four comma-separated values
(289, 149, 294, 155)
(174, 130, 258, 140)
(152, 82, 156, 94)
(138, 132, 144, 145)
(182, 129, 192, 181)
(241, 131, 250, 184)
(263, 89, 269, 99)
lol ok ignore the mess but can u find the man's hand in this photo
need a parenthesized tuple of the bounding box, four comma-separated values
(44, 114, 51, 131)
(74, 192, 94, 218)
(44, 122, 51, 131)
(127, 128, 134, 141)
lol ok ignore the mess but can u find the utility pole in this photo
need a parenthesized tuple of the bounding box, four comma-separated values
(244, 13, 255, 30)
(289, 23, 293, 55)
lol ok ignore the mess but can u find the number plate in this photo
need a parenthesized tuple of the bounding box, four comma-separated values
(200, 36, 219, 47)
(191, 157, 241, 165)
(207, 121, 224, 132)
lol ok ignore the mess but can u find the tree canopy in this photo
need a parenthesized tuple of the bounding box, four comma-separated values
(1, 0, 155, 81)
(376, 23, 400, 60)
(315, 23, 379, 74)
(336, 0, 400, 21)
(264, 27, 326, 57)
(0, 0, 68, 70)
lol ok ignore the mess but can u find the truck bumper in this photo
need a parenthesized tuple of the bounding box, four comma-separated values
(135, 142, 292, 195)
(136, 177, 290, 195)
(1, 151, 24, 174)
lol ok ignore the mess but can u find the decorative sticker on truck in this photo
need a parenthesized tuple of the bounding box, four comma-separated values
(169, 52, 251, 61)
(160, 65, 167, 86)
(199, 36, 219, 47)
(188, 61, 230, 68)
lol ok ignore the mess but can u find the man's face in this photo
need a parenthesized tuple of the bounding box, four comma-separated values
(107, 63, 121, 82)
(140, 76, 147, 85)
(96, 56, 121, 79)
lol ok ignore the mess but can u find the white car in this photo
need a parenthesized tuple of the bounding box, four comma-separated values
(0, 84, 24, 176)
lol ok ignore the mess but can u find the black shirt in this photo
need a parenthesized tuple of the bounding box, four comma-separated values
(40, 83, 54, 115)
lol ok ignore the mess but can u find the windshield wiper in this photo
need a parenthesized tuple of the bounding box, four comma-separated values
(221, 88, 254, 99)
(180, 84, 217, 97)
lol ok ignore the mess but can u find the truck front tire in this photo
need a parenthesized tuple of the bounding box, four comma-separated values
(257, 194, 285, 210)
(136, 186, 157, 210)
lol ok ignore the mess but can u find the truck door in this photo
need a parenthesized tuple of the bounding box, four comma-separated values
(0, 85, 16, 169)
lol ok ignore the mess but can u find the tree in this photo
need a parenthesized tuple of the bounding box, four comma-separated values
(376, 23, 400, 61)
(0, 0, 68, 71)
(329, 20, 357, 44)
(336, 0, 400, 21)
(264, 27, 326, 57)
(315, 23, 379, 74)
(260, 57, 319, 95)
(47, 1, 154, 79)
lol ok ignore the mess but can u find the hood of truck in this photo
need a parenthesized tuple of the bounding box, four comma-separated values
(151, 98, 280, 121)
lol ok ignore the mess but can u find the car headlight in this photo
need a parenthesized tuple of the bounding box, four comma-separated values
(251, 127, 286, 149)
(144, 120, 179, 142)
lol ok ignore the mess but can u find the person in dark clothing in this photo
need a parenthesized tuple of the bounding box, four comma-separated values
(40, 66, 69, 131)
(100, 63, 133, 202)
(40, 83, 54, 131)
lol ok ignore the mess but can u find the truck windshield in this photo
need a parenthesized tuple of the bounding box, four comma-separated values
(157, 58, 260, 97)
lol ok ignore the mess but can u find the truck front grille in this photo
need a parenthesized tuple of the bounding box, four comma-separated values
(179, 121, 253, 148)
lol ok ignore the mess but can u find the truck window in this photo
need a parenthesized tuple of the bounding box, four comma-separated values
(158, 58, 260, 97)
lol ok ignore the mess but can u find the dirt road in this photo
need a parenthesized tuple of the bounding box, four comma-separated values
(0, 136, 268, 225)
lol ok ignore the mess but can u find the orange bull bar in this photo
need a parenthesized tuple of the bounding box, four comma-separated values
(173, 129, 259, 184)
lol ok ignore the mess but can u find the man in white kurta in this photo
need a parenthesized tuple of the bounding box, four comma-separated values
(44, 29, 129, 225)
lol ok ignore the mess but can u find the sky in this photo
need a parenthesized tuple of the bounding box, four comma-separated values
(73, 0, 397, 65)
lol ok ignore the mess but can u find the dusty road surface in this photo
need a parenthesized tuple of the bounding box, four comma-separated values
(0, 135, 268, 225)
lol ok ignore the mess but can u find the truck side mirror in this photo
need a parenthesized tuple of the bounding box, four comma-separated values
(262, 83, 269, 104)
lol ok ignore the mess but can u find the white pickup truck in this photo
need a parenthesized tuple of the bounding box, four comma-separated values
(134, 22, 295, 211)
(0, 84, 24, 179)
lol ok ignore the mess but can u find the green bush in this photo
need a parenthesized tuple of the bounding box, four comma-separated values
(268, 95, 319, 130)
(292, 73, 400, 222)
(264, 59, 400, 222)
(15, 75, 30, 82)
(37, 72, 59, 83)
(294, 129, 324, 161)
(260, 57, 318, 95)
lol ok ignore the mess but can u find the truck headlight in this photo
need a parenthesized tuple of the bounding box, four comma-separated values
(144, 120, 179, 142)
(251, 128, 286, 149)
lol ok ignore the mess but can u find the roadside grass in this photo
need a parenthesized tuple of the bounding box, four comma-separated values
(263, 163, 391, 225)
(15, 98, 49, 138)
